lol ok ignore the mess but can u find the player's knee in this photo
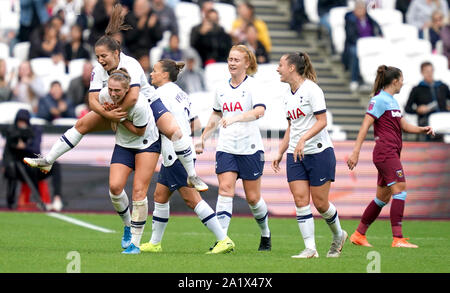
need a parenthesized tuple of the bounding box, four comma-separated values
(246, 194, 260, 206)
(75, 119, 89, 135)
(312, 198, 328, 213)
(154, 190, 170, 204)
(109, 185, 124, 197)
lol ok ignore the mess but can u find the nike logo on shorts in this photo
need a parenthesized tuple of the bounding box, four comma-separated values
(320, 178, 326, 181)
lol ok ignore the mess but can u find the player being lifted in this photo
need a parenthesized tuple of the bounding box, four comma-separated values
(99, 68, 159, 254)
(139, 59, 235, 254)
(196, 45, 272, 251)
(24, 4, 207, 192)
(347, 65, 434, 248)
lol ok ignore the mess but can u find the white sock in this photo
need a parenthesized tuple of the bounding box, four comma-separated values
(194, 200, 226, 241)
(216, 195, 233, 234)
(320, 202, 343, 242)
(296, 205, 316, 250)
(130, 197, 148, 247)
(172, 136, 196, 177)
(46, 127, 83, 164)
(109, 189, 131, 227)
(150, 202, 170, 244)
(249, 198, 270, 237)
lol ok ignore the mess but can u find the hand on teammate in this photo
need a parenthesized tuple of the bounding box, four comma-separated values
(220, 116, 238, 128)
(102, 103, 128, 122)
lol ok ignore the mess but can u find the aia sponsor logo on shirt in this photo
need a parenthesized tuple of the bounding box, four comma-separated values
(396, 169, 404, 178)
(222, 102, 243, 112)
(391, 110, 402, 118)
(287, 108, 306, 120)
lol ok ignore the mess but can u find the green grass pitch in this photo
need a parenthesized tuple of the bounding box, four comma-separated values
(0, 212, 449, 273)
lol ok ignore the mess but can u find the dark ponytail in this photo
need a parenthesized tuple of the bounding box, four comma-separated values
(372, 65, 402, 96)
(94, 4, 132, 52)
(284, 52, 317, 83)
(159, 59, 185, 82)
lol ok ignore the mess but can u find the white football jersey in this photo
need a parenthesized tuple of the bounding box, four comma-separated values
(284, 79, 333, 155)
(157, 82, 196, 167)
(99, 88, 159, 149)
(89, 52, 159, 103)
(213, 76, 265, 155)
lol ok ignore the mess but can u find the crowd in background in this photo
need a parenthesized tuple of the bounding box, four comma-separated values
(0, 0, 448, 127)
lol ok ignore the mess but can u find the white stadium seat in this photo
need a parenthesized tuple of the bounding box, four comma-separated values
(189, 91, 215, 127)
(204, 62, 230, 92)
(149, 46, 163, 68)
(368, 8, 402, 27)
(0, 101, 32, 124)
(0, 42, 9, 59)
(304, 0, 319, 24)
(329, 7, 350, 54)
(382, 23, 418, 44)
(13, 42, 30, 62)
(357, 37, 395, 83)
(30, 58, 65, 77)
(213, 2, 237, 33)
(429, 112, 450, 134)
(175, 2, 202, 50)
(68, 58, 88, 79)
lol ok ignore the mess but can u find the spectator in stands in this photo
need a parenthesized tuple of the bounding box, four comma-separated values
(406, 0, 448, 29)
(419, 10, 445, 52)
(290, 0, 308, 35)
(12, 61, 47, 113)
(37, 81, 76, 122)
(161, 34, 185, 61)
(441, 15, 450, 68)
(28, 17, 64, 63)
(16, 0, 50, 43)
(1, 109, 63, 210)
(242, 23, 269, 64)
(124, 0, 164, 73)
(176, 52, 205, 94)
(0, 59, 13, 102)
(404, 62, 450, 141)
(63, 24, 91, 64)
(76, 0, 96, 33)
(343, 0, 383, 92)
(190, 8, 232, 66)
(231, 1, 271, 53)
(88, 0, 116, 47)
(396, 0, 412, 22)
(151, 0, 179, 35)
(66, 61, 93, 108)
(318, 0, 347, 56)
(53, 0, 83, 41)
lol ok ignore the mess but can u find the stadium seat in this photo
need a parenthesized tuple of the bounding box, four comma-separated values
(395, 83, 413, 110)
(175, 2, 202, 50)
(429, 112, 450, 134)
(393, 38, 432, 58)
(329, 6, 350, 54)
(149, 46, 163, 68)
(41, 73, 71, 93)
(357, 37, 393, 83)
(411, 54, 449, 81)
(0, 42, 9, 59)
(382, 23, 418, 44)
(213, 2, 237, 33)
(52, 118, 78, 126)
(30, 58, 65, 77)
(189, 91, 215, 127)
(30, 117, 48, 126)
(367, 8, 402, 27)
(380, 0, 396, 9)
(304, 0, 319, 24)
(12, 42, 30, 62)
(0, 101, 32, 124)
(4, 57, 20, 87)
(204, 62, 230, 92)
(68, 58, 88, 79)
(0, 3, 19, 31)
